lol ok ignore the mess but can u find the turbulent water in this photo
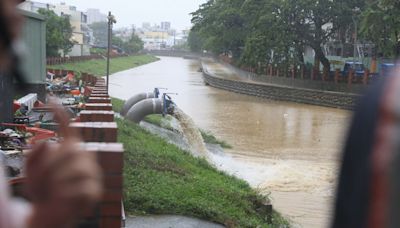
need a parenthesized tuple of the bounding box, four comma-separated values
(173, 108, 209, 160)
(109, 57, 350, 228)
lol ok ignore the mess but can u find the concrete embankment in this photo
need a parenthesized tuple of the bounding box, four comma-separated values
(201, 62, 361, 110)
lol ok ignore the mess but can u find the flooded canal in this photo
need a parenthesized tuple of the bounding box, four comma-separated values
(109, 56, 351, 228)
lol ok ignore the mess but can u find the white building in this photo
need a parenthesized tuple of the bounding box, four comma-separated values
(86, 8, 107, 25)
(141, 22, 150, 29)
(19, 1, 92, 56)
(161, 22, 171, 31)
(136, 23, 189, 50)
(52, 3, 91, 56)
(19, 1, 50, 11)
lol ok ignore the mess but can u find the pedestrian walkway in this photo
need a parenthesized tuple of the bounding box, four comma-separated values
(126, 215, 224, 228)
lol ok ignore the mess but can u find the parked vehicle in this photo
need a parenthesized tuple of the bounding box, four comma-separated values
(342, 62, 365, 77)
(380, 63, 397, 77)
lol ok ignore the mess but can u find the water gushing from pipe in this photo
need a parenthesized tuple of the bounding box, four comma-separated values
(173, 108, 209, 160)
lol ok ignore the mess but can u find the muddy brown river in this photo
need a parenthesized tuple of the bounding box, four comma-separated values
(109, 56, 351, 228)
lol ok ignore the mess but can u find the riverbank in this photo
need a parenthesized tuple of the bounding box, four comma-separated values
(48, 55, 159, 76)
(202, 59, 361, 110)
(145, 114, 232, 149)
(112, 98, 289, 227)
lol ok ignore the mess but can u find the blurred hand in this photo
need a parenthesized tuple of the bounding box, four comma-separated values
(26, 105, 102, 228)
(0, 0, 24, 69)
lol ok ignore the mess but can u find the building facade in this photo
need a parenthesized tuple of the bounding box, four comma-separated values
(86, 8, 107, 25)
(19, 1, 92, 56)
(51, 3, 91, 56)
(160, 21, 171, 31)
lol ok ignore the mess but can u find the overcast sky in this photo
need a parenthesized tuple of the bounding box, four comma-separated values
(39, 0, 208, 31)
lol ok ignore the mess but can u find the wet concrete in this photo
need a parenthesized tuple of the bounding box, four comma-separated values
(110, 57, 351, 228)
(126, 215, 224, 228)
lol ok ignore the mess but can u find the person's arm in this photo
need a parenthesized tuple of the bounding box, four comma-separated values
(25, 106, 102, 228)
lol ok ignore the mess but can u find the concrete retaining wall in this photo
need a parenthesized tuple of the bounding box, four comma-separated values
(202, 70, 361, 110)
(219, 61, 368, 94)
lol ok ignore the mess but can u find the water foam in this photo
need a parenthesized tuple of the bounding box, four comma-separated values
(173, 108, 209, 159)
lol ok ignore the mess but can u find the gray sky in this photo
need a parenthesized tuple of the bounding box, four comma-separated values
(39, 0, 208, 31)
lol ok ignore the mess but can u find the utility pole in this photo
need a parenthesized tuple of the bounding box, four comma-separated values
(107, 12, 116, 92)
(173, 30, 176, 48)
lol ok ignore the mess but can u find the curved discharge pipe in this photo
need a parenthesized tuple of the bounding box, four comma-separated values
(126, 98, 163, 123)
(121, 92, 155, 116)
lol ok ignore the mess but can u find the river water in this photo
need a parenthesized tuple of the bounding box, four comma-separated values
(109, 57, 351, 228)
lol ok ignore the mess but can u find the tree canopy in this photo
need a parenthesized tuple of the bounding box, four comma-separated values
(190, 0, 399, 72)
(112, 34, 144, 54)
(360, 0, 400, 57)
(38, 9, 74, 57)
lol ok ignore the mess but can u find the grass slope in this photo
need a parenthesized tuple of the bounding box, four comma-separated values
(118, 118, 288, 227)
(111, 97, 124, 114)
(48, 55, 159, 76)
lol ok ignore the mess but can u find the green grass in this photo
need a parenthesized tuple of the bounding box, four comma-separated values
(111, 97, 124, 113)
(144, 114, 175, 131)
(48, 55, 159, 76)
(200, 129, 232, 149)
(117, 117, 289, 227)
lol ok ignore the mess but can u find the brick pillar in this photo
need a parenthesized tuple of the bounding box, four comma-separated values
(269, 65, 273, 76)
(334, 69, 339, 84)
(348, 69, 354, 87)
(363, 69, 369, 85)
(90, 75, 97, 85)
(82, 73, 88, 83)
(80, 143, 124, 228)
(74, 96, 124, 227)
(88, 97, 112, 104)
(80, 111, 115, 122)
(85, 103, 113, 111)
(90, 93, 110, 98)
(93, 85, 107, 89)
(93, 89, 108, 94)
(96, 83, 107, 87)
(69, 122, 118, 142)
(322, 68, 328, 81)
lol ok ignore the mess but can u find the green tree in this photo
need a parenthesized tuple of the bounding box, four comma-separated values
(240, 0, 297, 70)
(38, 9, 74, 57)
(187, 30, 204, 52)
(112, 34, 143, 54)
(360, 0, 400, 57)
(191, 0, 246, 58)
(275, 0, 362, 73)
(112, 35, 124, 50)
(125, 34, 144, 53)
(191, 0, 365, 73)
